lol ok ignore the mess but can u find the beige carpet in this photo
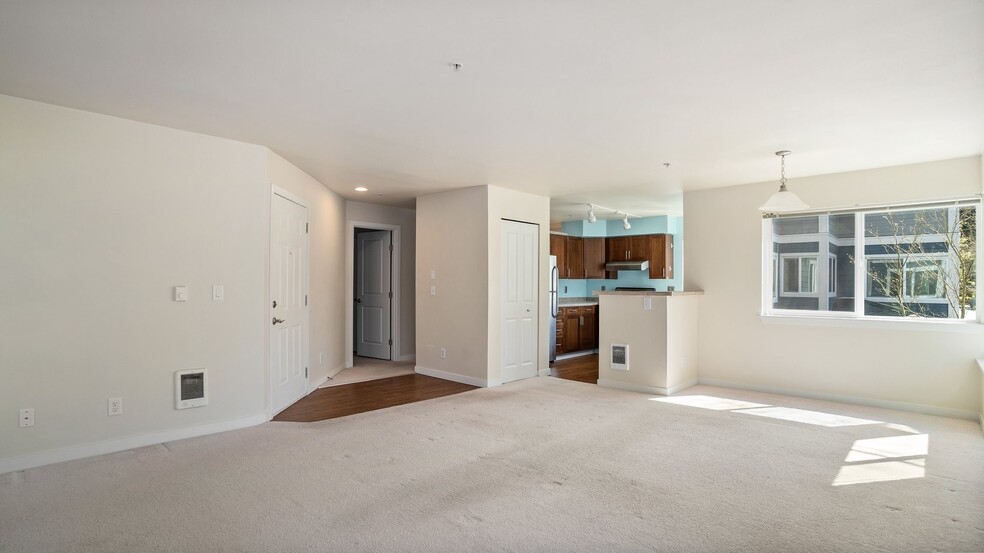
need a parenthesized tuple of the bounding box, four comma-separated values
(1, 378, 982, 553)
(320, 358, 415, 387)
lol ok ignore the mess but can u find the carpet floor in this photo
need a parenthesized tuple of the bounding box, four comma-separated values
(1, 378, 981, 553)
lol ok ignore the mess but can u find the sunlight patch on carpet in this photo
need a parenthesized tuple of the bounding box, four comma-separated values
(734, 406, 882, 427)
(833, 459, 926, 486)
(651, 395, 769, 411)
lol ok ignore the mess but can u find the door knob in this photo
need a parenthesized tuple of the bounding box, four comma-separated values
(272, 317, 285, 325)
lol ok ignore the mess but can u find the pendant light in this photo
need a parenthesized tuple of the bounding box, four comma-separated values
(587, 204, 597, 223)
(758, 150, 808, 213)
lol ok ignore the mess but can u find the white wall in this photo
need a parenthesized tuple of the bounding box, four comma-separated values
(684, 156, 984, 418)
(0, 95, 346, 471)
(486, 186, 551, 384)
(415, 186, 490, 385)
(415, 185, 551, 387)
(345, 201, 416, 363)
(268, 152, 347, 388)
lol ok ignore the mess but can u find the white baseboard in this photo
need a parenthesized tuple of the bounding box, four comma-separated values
(395, 353, 416, 363)
(538, 368, 551, 377)
(415, 365, 488, 388)
(597, 379, 698, 396)
(0, 412, 268, 475)
(697, 377, 978, 421)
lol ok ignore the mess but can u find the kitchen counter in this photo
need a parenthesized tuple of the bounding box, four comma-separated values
(559, 297, 599, 306)
(596, 292, 700, 396)
(593, 290, 703, 296)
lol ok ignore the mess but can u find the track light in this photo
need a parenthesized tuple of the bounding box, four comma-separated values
(622, 214, 631, 230)
(587, 205, 597, 223)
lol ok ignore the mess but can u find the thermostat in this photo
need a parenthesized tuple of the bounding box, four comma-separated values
(175, 368, 208, 409)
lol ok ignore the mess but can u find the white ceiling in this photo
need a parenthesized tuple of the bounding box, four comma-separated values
(1, 1, 982, 222)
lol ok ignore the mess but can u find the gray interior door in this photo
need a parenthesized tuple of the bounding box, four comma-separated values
(355, 230, 392, 359)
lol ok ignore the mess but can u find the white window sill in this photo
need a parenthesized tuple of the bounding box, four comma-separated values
(760, 313, 984, 333)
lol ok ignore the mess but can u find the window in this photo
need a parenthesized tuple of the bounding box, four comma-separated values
(781, 255, 818, 294)
(764, 201, 978, 320)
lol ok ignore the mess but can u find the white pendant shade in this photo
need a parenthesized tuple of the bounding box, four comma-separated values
(759, 187, 809, 213)
(760, 150, 808, 213)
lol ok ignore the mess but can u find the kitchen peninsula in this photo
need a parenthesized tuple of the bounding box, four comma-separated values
(595, 290, 702, 395)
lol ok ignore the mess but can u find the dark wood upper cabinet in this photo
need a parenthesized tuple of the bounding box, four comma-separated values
(606, 236, 628, 262)
(583, 238, 606, 279)
(550, 234, 567, 275)
(648, 234, 674, 279)
(555, 233, 671, 280)
(567, 237, 584, 279)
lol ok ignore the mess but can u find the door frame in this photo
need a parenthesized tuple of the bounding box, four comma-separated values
(345, 221, 403, 369)
(268, 185, 310, 417)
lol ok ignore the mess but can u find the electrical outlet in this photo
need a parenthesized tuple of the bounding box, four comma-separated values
(108, 397, 123, 416)
(18, 408, 34, 428)
(319, 352, 324, 365)
(440, 347, 447, 359)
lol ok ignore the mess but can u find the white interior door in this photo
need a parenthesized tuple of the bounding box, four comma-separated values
(355, 230, 392, 360)
(501, 220, 538, 383)
(270, 192, 309, 414)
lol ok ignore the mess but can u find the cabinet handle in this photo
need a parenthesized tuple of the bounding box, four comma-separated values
(579, 315, 584, 326)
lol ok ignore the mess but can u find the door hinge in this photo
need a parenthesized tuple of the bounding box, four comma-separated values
(305, 222, 309, 233)
(389, 243, 393, 252)
(305, 294, 308, 306)
(305, 367, 308, 378)
(388, 338, 393, 346)
(388, 291, 393, 299)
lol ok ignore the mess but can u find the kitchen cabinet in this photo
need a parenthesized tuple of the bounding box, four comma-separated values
(550, 234, 585, 279)
(550, 234, 567, 277)
(555, 310, 565, 357)
(578, 305, 598, 351)
(605, 233, 674, 280)
(647, 234, 674, 280)
(583, 238, 606, 279)
(557, 305, 599, 355)
(566, 237, 584, 279)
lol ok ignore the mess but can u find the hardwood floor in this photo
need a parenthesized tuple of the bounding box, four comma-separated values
(273, 373, 477, 422)
(550, 353, 599, 384)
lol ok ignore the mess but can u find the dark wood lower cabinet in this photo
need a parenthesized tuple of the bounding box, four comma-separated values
(556, 305, 599, 356)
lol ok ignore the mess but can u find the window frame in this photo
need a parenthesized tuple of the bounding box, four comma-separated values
(761, 198, 982, 325)
(779, 254, 819, 297)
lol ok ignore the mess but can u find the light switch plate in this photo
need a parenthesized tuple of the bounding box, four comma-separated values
(643, 297, 652, 310)
(430, 285, 436, 296)
(174, 286, 188, 302)
(212, 285, 224, 300)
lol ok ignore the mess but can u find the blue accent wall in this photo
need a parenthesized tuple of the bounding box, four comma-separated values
(557, 215, 684, 297)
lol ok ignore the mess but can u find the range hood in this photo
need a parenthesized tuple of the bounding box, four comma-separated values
(605, 260, 649, 271)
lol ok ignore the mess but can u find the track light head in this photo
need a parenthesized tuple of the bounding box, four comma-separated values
(587, 205, 597, 223)
(622, 215, 631, 230)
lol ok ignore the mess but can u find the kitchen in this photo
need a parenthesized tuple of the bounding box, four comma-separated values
(549, 205, 701, 395)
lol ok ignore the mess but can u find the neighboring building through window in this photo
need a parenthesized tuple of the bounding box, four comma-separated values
(764, 201, 978, 320)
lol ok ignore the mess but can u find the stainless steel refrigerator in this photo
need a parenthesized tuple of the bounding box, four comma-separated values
(548, 255, 559, 363)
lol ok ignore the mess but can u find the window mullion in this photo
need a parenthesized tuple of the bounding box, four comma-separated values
(854, 213, 865, 317)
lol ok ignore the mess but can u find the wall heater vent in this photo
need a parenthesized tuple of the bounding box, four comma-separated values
(175, 368, 208, 409)
(611, 344, 629, 370)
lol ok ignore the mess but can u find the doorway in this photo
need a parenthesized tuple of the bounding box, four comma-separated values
(354, 227, 393, 360)
(269, 189, 310, 415)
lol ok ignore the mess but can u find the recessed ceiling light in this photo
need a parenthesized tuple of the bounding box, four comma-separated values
(354, 186, 368, 192)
